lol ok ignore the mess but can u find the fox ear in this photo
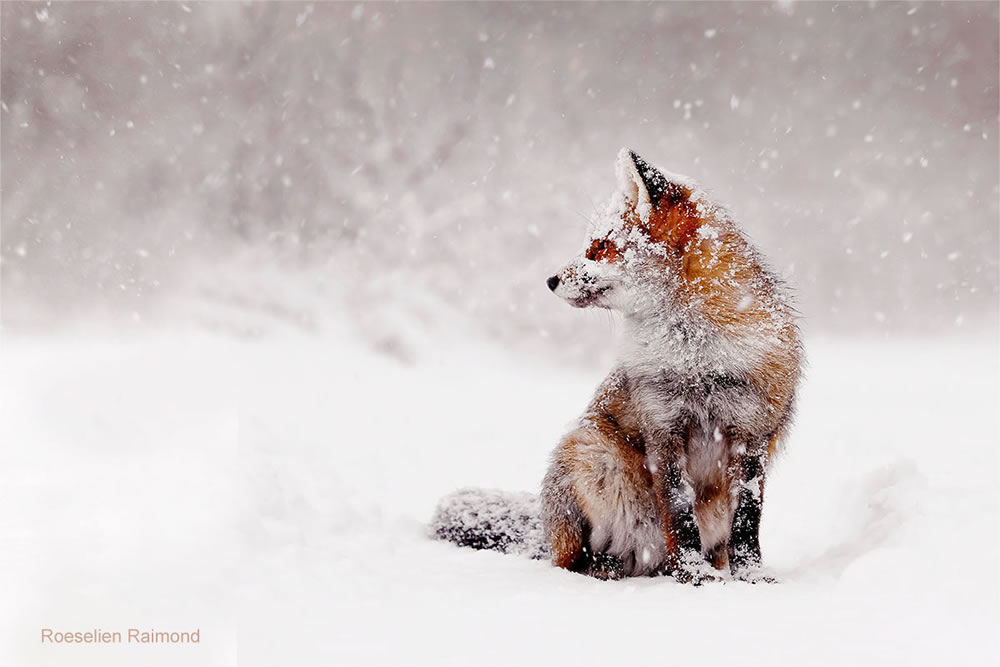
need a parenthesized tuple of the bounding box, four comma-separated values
(615, 148, 685, 209)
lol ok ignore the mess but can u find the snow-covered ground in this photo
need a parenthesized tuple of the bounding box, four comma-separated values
(1, 330, 997, 665)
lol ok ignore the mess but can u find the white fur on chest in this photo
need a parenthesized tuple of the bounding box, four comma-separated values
(619, 315, 772, 466)
(621, 314, 768, 378)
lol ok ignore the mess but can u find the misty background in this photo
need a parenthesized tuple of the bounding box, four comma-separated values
(2, 1, 997, 363)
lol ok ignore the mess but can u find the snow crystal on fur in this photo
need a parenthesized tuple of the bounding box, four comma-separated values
(430, 488, 547, 560)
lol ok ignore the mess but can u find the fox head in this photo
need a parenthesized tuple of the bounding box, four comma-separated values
(547, 148, 753, 324)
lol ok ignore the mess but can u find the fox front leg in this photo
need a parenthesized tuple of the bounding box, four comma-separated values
(648, 446, 710, 584)
(728, 448, 774, 582)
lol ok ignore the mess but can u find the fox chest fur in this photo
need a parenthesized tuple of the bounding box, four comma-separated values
(625, 325, 774, 438)
(599, 322, 777, 494)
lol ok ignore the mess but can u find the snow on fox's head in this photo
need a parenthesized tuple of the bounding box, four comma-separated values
(547, 148, 715, 312)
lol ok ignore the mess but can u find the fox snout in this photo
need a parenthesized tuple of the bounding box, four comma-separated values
(547, 262, 620, 310)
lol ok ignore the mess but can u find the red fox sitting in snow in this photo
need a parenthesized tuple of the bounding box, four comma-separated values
(432, 149, 802, 582)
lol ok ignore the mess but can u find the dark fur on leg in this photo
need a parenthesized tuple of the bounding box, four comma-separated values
(650, 450, 712, 584)
(729, 451, 768, 580)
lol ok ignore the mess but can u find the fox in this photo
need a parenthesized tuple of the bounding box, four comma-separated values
(431, 148, 802, 582)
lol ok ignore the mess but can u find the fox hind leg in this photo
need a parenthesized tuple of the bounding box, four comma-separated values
(541, 428, 660, 579)
(544, 496, 585, 571)
(541, 453, 595, 575)
(545, 509, 626, 580)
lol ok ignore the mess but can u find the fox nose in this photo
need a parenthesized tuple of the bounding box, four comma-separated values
(547, 275, 561, 291)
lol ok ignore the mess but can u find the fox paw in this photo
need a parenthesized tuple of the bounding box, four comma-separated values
(730, 568, 778, 584)
(668, 553, 720, 585)
(584, 552, 625, 581)
(673, 567, 721, 586)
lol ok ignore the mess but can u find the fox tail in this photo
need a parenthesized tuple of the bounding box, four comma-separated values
(430, 488, 548, 560)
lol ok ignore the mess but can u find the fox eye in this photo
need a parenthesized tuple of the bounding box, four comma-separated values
(586, 238, 617, 262)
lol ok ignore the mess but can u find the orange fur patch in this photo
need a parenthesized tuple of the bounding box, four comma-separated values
(647, 196, 700, 248)
(618, 192, 702, 251)
(751, 326, 802, 419)
(549, 521, 583, 570)
(586, 237, 621, 263)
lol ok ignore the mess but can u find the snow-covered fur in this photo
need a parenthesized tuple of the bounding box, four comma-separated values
(430, 488, 547, 559)
(432, 148, 802, 582)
